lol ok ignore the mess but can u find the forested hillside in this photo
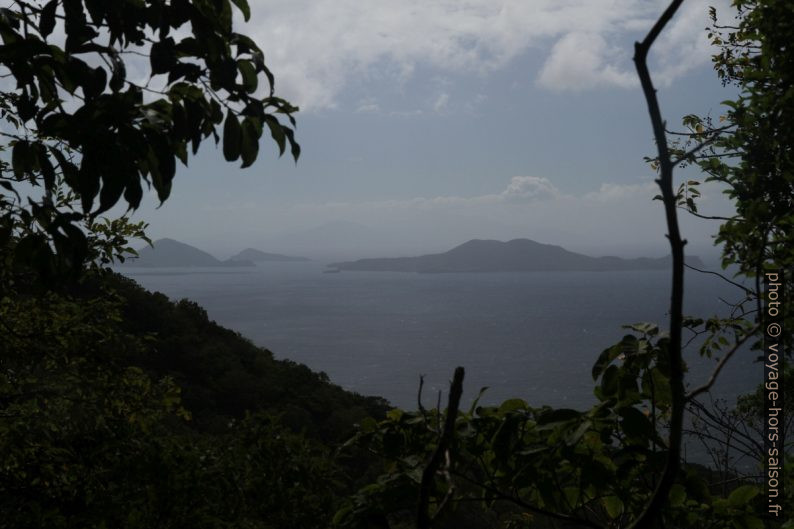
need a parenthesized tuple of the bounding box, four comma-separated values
(0, 268, 388, 528)
(1, 0, 791, 527)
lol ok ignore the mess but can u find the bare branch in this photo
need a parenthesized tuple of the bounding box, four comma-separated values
(417, 366, 464, 529)
(629, 1, 687, 527)
(684, 263, 755, 295)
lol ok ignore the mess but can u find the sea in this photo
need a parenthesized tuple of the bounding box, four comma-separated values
(118, 261, 761, 412)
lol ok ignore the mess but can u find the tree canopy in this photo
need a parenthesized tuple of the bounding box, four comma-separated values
(334, 1, 793, 527)
(0, 0, 299, 281)
(0, 1, 791, 528)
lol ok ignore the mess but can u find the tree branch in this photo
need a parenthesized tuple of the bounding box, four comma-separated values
(684, 263, 755, 295)
(451, 472, 602, 529)
(686, 325, 760, 401)
(629, 1, 687, 527)
(678, 207, 739, 222)
(417, 366, 464, 529)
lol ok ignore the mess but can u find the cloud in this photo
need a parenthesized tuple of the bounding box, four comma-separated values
(433, 92, 450, 113)
(583, 182, 657, 202)
(300, 176, 653, 212)
(243, 0, 722, 110)
(536, 32, 636, 91)
(355, 98, 381, 113)
(173, 175, 733, 259)
(501, 176, 561, 202)
(652, 0, 731, 85)
(265, 175, 734, 259)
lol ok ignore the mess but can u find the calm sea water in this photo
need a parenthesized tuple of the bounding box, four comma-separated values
(118, 262, 761, 410)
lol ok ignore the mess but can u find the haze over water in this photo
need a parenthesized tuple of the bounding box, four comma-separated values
(121, 262, 759, 410)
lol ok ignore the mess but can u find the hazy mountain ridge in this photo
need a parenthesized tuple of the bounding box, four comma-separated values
(123, 238, 255, 267)
(229, 248, 310, 262)
(331, 238, 705, 273)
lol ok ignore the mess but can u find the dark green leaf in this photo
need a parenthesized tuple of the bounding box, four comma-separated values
(123, 172, 143, 209)
(728, 485, 759, 507)
(240, 118, 259, 168)
(39, 0, 57, 38)
(602, 496, 624, 518)
(110, 56, 126, 92)
(537, 408, 580, 425)
(230, 0, 251, 21)
(223, 110, 242, 161)
(619, 406, 652, 439)
(263, 115, 285, 156)
(238, 59, 257, 93)
(669, 484, 686, 508)
(150, 38, 176, 75)
(600, 365, 619, 397)
(283, 126, 300, 161)
(11, 140, 29, 180)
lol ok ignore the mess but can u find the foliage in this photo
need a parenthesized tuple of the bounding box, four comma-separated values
(2, 0, 792, 528)
(663, 0, 793, 342)
(336, 327, 776, 528)
(336, 1, 793, 527)
(101, 271, 389, 440)
(0, 2, 392, 527)
(0, 0, 299, 279)
(0, 267, 388, 528)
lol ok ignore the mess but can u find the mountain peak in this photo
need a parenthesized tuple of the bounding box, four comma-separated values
(331, 238, 702, 273)
(123, 239, 251, 267)
(228, 248, 310, 262)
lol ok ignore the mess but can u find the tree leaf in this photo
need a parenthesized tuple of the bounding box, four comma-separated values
(237, 59, 257, 93)
(230, 0, 251, 21)
(602, 496, 624, 518)
(39, 0, 57, 38)
(669, 484, 686, 508)
(263, 115, 286, 156)
(223, 110, 242, 162)
(727, 485, 759, 507)
(239, 118, 260, 168)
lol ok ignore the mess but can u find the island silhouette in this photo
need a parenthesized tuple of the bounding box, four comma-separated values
(330, 238, 704, 273)
(121, 238, 307, 267)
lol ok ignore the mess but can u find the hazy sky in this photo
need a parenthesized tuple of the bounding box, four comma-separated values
(129, 0, 738, 261)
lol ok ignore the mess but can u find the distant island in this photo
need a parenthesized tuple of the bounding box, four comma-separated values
(122, 238, 255, 267)
(330, 238, 705, 273)
(228, 248, 310, 263)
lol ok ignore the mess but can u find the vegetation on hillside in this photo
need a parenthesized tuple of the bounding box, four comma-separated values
(0, 0, 791, 528)
(334, 1, 793, 527)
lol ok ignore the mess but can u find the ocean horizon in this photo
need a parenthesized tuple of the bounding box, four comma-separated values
(117, 261, 761, 411)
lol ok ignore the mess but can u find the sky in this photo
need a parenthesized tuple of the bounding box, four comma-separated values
(129, 0, 739, 262)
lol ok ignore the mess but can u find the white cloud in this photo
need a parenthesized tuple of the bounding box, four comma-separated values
(433, 92, 450, 113)
(167, 175, 733, 259)
(501, 176, 560, 202)
(355, 98, 381, 113)
(244, 0, 721, 110)
(536, 32, 637, 91)
(262, 175, 732, 259)
(652, 0, 731, 85)
(300, 176, 651, 212)
(583, 182, 657, 202)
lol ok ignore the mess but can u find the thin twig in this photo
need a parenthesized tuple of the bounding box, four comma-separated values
(678, 206, 738, 222)
(686, 325, 760, 401)
(684, 263, 755, 295)
(451, 472, 602, 529)
(671, 129, 727, 165)
(417, 367, 464, 529)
